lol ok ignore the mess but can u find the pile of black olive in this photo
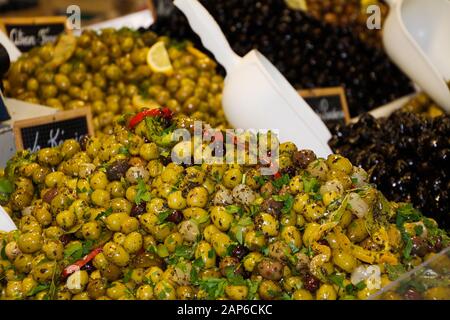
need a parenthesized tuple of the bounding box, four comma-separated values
(149, 0, 414, 116)
(329, 111, 450, 230)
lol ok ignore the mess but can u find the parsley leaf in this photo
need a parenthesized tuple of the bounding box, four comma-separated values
(225, 267, 246, 285)
(254, 175, 268, 187)
(396, 204, 423, 260)
(261, 245, 269, 256)
(385, 264, 406, 281)
(0, 177, 14, 202)
(27, 284, 50, 297)
(329, 273, 345, 288)
(64, 240, 94, 263)
(118, 146, 130, 155)
(272, 194, 294, 214)
(157, 210, 171, 225)
(226, 205, 244, 216)
(302, 174, 320, 193)
(272, 174, 290, 190)
(135, 178, 151, 205)
(123, 269, 133, 283)
(174, 245, 194, 260)
(247, 279, 260, 300)
(64, 242, 83, 262)
(96, 207, 113, 220)
(198, 278, 227, 299)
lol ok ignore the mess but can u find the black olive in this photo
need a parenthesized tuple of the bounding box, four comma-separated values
(329, 111, 450, 229)
(130, 202, 146, 217)
(167, 210, 183, 224)
(106, 160, 130, 181)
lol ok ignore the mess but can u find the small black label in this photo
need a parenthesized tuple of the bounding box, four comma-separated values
(5, 23, 65, 52)
(300, 87, 350, 129)
(20, 116, 88, 152)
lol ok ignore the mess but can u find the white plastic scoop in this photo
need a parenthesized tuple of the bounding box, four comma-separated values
(383, 0, 450, 111)
(0, 205, 17, 232)
(173, 0, 332, 158)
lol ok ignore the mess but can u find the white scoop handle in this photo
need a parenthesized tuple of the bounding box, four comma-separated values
(173, 0, 241, 73)
(383, 0, 450, 111)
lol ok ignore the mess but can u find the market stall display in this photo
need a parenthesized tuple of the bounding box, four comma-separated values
(0, 109, 448, 300)
(149, 0, 415, 116)
(2, 28, 228, 134)
(329, 111, 450, 230)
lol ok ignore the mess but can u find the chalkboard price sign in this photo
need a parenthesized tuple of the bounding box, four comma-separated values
(299, 87, 350, 129)
(0, 17, 68, 52)
(13, 108, 94, 152)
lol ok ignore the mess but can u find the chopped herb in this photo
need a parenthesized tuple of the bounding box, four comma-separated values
(280, 292, 293, 300)
(351, 177, 358, 184)
(272, 174, 290, 190)
(27, 284, 50, 296)
(64, 240, 93, 263)
(190, 258, 205, 284)
(301, 245, 314, 258)
(355, 281, 366, 291)
(123, 269, 133, 283)
(246, 279, 260, 300)
(261, 245, 269, 256)
(64, 242, 83, 262)
(312, 193, 323, 201)
(0, 177, 14, 202)
(207, 249, 215, 259)
(254, 175, 268, 187)
(96, 207, 113, 220)
(174, 245, 194, 260)
(135, 178, 151, 205)
(396, 204, 422, 260)
(235, 228, 244, 245)
(272, 194, 294, 214)
(198, 278, 227, 299)
(385, 264, 406, 281)
(146, 245, 157, 254)
(225, 243, 238, 257)
(302, 175, 320, 193)
(329, 273, 345, 288)
(118, 146, 130, 155)
(226, 205, 244, 216)
(414, 225, 424, 236)
(225, 266, 246, 285)
(157, 210, 171, 225)
(249, 205, 260, 217)
(288, 243, 300, 254)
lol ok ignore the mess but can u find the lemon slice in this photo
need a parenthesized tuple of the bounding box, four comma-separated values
(147, 41, 173, 74)
(187, 46, 209, 59)
(45, 34, 76, 69)
(285, 0, 308, 11)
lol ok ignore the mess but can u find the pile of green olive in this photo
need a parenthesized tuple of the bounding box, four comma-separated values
(2, 28, 227, 133)
(0, 112, 448, 300)
(401, 91, 447, 118)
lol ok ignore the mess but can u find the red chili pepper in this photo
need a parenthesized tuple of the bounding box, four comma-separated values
(62, 247, 103, 278)
(128, 107, 173, 129)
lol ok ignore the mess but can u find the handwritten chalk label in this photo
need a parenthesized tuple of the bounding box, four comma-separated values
(13, 108, 93, 152)
(299, 87, 350, 129)
(0, 17, 68, 52)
